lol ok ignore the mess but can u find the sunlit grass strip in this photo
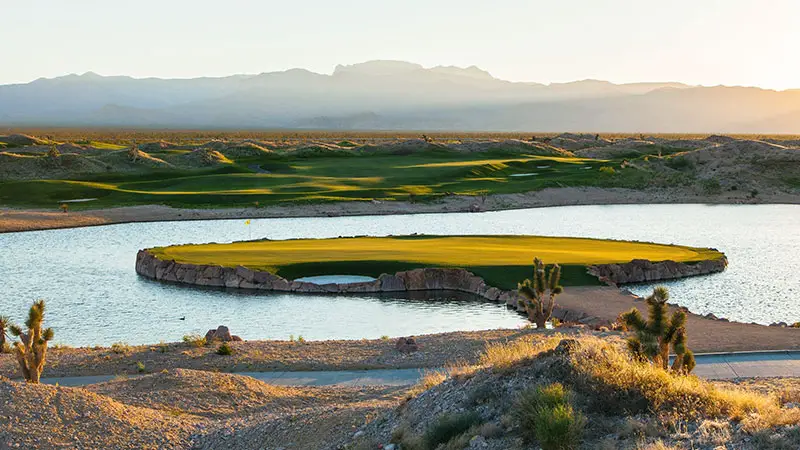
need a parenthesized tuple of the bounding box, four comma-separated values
(149, 235, 724, 272)
(399, 154, 603, 168)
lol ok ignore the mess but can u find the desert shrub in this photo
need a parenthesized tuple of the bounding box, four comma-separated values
(512, 383, 584, 449)
(599, 166, 616, 175)
(182, 333, 207, 347)
(701, 178, 722, 195)
(424, 411, 482, 449)
(533, 404, 585, 450)
(665, 156, 694, 170)
(111, 342, 131, 354)
(216, 342, 233, 355)
(136, 361, 146, 373)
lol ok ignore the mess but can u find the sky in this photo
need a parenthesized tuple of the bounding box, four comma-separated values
(2, 0, 799, 90)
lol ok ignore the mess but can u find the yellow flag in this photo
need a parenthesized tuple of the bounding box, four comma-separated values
(245, 220, 251, 225)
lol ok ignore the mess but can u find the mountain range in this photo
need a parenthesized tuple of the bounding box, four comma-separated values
(1, 60, 799, 132)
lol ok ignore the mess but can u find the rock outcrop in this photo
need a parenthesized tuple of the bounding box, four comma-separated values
(587, 257, 727, 285)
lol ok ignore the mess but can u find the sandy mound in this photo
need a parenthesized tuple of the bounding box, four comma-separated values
(548, 133, 612, 151)
(139, 140, 179, 152)
(359, 139, 447, 155)
(217, 142, 275, 158)
(173, 148, 233, 167)
(356, 336, 800, 450)
(0, 151, 111, 181)
(96, 149, 174, 170)
(0, 377, 199, 449)
(87, 368, 318, 419)
(0, 133, 48, 146)
(704, 134, 738, 144)
(448, 139, 574, 156)
(681, 140, 800, 183)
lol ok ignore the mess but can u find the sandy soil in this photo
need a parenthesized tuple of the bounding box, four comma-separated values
(2, 186, 798, 233)
(0, 369, 404, 450)
(560, 286, 800, 353)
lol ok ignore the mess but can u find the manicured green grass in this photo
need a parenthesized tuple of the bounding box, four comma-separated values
(149, 235, 725, 288)
(0, 150, 650, 209)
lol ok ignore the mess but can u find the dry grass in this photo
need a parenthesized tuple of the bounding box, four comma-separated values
(478, 334, 564, 371)
(476, 335, 800, 431)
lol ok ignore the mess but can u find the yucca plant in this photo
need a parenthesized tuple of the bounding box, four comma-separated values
(620, 286, 695, 373)
(517, 258, 564, 328)
(0, 315, 9, 353)
(8, 300, 55, 383)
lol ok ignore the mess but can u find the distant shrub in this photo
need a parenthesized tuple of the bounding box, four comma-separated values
(182, 334, 206, 348)
(111, 342, 131, 354)
(424, 411, 481, 449)
(297, 335, 306, 344)
(701, 179, 722, 195)
(665, 156, 694, 170)
(136, 361, 146, 373)
(216, 342, 233, 355)
(599, 166, 616, 175)
(512, 383, 585, 449)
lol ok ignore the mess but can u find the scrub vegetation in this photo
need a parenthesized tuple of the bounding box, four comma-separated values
(1, 131, 797, 210)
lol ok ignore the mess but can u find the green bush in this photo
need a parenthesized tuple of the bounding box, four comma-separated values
(424, 411, 482, 449)
(217, 342, 233, 356)
(533, 403, 586, 450)
(216, 342, 233, 355)
(701, 179, 722, 195)
(512, 383, 585, 449)
(665, 156, 694, 171)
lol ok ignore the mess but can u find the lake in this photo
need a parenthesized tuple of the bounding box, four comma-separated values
(1, 204, 797, 345)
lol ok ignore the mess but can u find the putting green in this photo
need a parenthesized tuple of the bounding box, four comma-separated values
(150, 235, 724, 288)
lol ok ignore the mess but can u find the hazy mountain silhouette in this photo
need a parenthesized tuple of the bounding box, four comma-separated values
(1, 60, 799, 132)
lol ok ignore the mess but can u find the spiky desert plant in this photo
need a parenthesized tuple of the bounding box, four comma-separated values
(0, 315, 9, 353)
(128, 140, 140, 162)
(620, 286, 695, 373)
(517, 258, 564, 328)
(9, 300, 54, 383)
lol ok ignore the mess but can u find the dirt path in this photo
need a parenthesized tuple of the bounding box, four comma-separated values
(2, 186, 797, 233)
(559, 286, 800, 353)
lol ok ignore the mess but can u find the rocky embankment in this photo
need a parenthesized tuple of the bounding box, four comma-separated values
(136, 250, 727, 327)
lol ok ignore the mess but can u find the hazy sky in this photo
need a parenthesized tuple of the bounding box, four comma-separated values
(3, 0, 799, 89)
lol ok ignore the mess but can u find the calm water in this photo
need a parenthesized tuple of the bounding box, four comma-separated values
(1, 204, 797, 345)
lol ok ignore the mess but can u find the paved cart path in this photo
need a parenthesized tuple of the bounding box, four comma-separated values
(38, 351, 800, 387)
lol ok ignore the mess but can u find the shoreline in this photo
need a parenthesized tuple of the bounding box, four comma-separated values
(2, 186, 798, 233)
(2, 284, 799, 379)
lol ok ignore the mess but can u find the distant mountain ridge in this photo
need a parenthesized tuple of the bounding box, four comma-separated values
(1, 60, 799, 132)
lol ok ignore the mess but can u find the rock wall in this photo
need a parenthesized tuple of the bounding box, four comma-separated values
(587, 257, 727, 285)
(136, 249, 524, 307)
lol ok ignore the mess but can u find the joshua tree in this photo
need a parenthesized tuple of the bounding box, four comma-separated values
(517, 258, 564, 328)
(620, 286, 695, 373)
(8, 300, 54, 383)
(128, 140, 140, 162)
(0, 315, 9, 352)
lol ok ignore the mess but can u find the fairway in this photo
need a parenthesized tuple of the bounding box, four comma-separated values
(149, 235, 725, 288)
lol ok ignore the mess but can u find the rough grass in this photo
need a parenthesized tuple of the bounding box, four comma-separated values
(148, 235, 723, 288)
(479, 335, 800, 430)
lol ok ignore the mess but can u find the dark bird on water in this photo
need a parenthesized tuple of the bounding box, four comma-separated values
(179, 316, 185, 320)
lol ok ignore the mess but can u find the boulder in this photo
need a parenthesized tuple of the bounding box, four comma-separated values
(395, 336, 419, 353)
(205, 325, 234, 342)
(379, 274, 405, 291)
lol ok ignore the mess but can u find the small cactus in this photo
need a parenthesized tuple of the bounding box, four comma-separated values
(517, 258, 564, 329)
(8, 300, 55, 383)
(620, 286, 695, 373)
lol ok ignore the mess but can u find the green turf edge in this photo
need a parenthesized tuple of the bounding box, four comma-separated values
(242, 260, 602, 289)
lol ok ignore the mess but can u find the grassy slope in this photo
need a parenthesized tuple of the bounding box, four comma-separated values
(149, 235, 724, 288)
(0, 150, 650, 209)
